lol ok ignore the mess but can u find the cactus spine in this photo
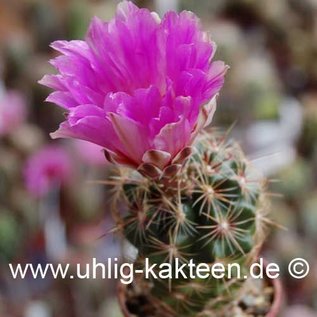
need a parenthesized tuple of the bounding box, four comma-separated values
(111, 131, 269, 317)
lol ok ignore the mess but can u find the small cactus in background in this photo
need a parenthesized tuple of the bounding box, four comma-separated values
(111, 131, 268, 316)
(40, 1, 271, 316)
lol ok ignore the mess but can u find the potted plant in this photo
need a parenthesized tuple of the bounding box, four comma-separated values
(114, 132, 283, 317)
(40, 1, 282, 316)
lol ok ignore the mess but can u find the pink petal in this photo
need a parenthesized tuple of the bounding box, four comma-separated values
(153, 117, 191, 158)
(190, 95, 217, 142)
(38, 74, 65, 90)
(104, 148, 137, 167)
(142, 149, 171, 170)
(46, 91, 77, 109)
(51, 105, 121, 153)
(108, 113, 150, 164)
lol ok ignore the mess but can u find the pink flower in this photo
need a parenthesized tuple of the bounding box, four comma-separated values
(72, 139, 107, 166)
(0, 90, 27, 136)
(24, 145, 73, 198)
(39, 1, 227, 176)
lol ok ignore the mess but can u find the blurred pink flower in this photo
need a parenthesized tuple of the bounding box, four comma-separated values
(40, 1, 227, 175)
(0, 90, 27, 136)
(24, 145, 73, 198)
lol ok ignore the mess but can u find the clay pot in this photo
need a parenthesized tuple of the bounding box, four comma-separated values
(266, 275, 283, 317)
(118, 263, 283, 317)
(118, 283, 133, 317)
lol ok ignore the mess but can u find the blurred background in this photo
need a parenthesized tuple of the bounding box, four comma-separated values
(0, 0, 317, 316)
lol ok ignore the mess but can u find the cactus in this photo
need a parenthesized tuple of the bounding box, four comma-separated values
(39, 1, 271, 314)
(111, 131, 269, 317)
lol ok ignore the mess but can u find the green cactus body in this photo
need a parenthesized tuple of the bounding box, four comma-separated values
(112, 132, 268, 317)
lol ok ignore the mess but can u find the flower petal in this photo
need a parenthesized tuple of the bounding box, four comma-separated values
(142, 149, 171, 170)
(108, 113, 150, 164)
(104, 148, 136, 167)
(51, 105, 119, 152)
(190, 95, 217, 142)
(154, 116, 191, 159)
(46, 91, 78, 109)
(39, 74, 65, 90)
